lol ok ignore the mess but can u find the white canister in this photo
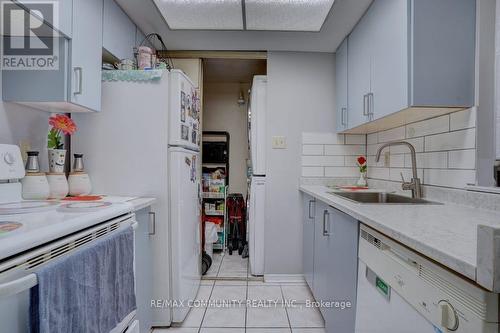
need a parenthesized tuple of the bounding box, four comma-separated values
(48, 149, 66, 173)
(21, 173, 50, 200)
(47, 173, 69, 199)
(68, 172, 92, 196)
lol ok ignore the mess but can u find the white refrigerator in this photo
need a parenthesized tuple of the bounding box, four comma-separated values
(248, 75, 267, 276)
(73, 69, 201, 327)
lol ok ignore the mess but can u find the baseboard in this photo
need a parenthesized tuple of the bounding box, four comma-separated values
(264, 274, 305, 284)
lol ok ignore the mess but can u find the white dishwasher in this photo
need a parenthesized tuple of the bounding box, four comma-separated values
(355, 224, 500, 333)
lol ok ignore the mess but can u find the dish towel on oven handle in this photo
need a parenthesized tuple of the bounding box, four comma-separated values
(29, 226, 136, 333)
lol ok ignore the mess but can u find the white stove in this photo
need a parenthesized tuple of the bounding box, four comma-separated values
(0, 197, 134, 261)
(0, 144, 139, 333)
(0, 144, 138, 260)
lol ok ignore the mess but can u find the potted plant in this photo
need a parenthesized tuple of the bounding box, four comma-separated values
(356, 155, 367, 187)
(47, 114, 77, 173)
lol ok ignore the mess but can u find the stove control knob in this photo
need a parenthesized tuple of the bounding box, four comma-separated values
(439, 300, 459, 331)
(4, 152, 15, 165)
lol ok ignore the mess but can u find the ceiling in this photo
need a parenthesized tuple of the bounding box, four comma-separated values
(154, 0, 335, 32)
(204, 59, 267, 83)
(115, 0, 372, 52)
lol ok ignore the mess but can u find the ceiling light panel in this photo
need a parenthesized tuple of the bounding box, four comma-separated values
(245, 0, 335, 32)
(155, 0, 243, 30)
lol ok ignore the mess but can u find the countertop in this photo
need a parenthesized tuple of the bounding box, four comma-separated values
(127, 197, 156, 211)
(300, 185, 500, 288)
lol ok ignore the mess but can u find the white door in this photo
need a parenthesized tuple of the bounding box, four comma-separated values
(355, 260, 437, 333)
(70, 0, 103, 111)
(250, 76, 267, 176)
(169, 70, 200, 151)
(249, 176, 265, 276)
(169, 147, 201, 322)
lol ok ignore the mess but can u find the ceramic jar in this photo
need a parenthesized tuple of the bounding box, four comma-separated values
(48, 149, 66, 173)
(47, 173, 69, 199)
(21, 173, 50, 200)
(68, 173, 92, 196)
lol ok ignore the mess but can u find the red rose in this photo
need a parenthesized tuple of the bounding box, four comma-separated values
(357, 156, 366, 166)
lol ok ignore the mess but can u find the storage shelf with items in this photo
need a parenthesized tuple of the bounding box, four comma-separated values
(201, 166, 228, 251)
(201, 132, 230, 255)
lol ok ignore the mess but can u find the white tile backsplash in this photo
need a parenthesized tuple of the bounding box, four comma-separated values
(367, 133, 378, 144)
(301, 133, 366, 178)
(405, 152, 448, 169)
(302, 145, 324, 156)
(302, 132, 344, 145)
(302, 166, 324, 177)
(390, 137, 425, 154)
(378, 126, 406, 143)
(302, 155, 344, 167)
(450, 107, 476, 131)
(389, 154, 405, 168)
(366, 109, 477, 189)
(406, 115, 449, 138)
(302, 109, 477, 189)
(424, 128, 476, 152)
(345, 134, 366, 145)
(324, 167, 359, 177)
(324, 144, 365, 156)
(424, 169, 476, 188)
(448, 149, 476, 169)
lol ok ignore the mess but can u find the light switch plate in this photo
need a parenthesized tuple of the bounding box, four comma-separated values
(272, 136, 287, 149)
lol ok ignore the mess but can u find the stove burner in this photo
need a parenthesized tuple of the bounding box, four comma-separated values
(58, 201, 112, 213)
(0, 201, 59, 215)
(0, 221, 22, 235)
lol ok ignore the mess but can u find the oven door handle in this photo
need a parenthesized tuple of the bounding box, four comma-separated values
(0, 274, 38, 298)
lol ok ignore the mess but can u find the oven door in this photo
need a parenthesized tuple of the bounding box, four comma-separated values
(0, 214, 137, 333)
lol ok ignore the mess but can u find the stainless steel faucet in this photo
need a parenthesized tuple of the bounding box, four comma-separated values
(375, 141, 422, 199)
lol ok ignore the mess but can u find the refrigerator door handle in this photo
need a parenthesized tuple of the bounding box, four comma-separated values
(149, 211, 156, 235)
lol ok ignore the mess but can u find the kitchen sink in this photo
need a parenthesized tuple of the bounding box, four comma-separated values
(328, 192, 442, 205)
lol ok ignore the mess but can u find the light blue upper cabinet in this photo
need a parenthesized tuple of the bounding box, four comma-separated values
(335, 38, 349, 132)
(2, 0, 104, 112)
(346, 9, 372, 130)
(103, 0, 137, 60)
(369, 0, 409, 121)
(339, 0, 476, 133)
(26, 0, 73, 37)
(71, 0, 103, 112)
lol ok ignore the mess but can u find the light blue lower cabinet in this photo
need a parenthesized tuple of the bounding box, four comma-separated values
(311, 200, 358, 333)
(303, 194, 316, 290)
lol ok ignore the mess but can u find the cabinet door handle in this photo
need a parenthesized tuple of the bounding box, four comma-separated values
(308, 200, 315, 219)
(341, 107, 347, 126)
(323, 210, 331, 236)
(148, 211, 156, 235)
(73, 67, 83, 95)
(367, 92, 374, 117)
(363, 94, 369, 116)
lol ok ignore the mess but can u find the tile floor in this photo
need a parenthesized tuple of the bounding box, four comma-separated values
(204, 251, 250, 279)
(153, 252, 326, 333)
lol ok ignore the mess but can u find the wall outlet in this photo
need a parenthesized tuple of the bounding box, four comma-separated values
(272, 136, 287, 149)
(384, 151, 390, 167)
